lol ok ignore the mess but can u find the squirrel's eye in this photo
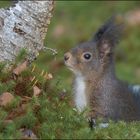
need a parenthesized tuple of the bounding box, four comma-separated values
(82, 52, 92, 61)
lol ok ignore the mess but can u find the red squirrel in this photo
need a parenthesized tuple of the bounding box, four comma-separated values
(64, 17, 140, 126)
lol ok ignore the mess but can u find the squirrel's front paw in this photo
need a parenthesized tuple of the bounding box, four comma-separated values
(87, 117, 109, 129)
(87, 117, 96, 129)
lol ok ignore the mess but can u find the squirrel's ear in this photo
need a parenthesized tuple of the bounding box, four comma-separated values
(93, 16, 123, 57)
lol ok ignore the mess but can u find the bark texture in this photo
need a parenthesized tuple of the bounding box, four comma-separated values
(0, 1, 54, 64)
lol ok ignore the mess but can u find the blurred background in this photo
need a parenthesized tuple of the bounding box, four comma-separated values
(1, 1, 140, 93)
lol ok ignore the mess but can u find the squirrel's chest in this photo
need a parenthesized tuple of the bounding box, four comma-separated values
(74, 76, 87, 112)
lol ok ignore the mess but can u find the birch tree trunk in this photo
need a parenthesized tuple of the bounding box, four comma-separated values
(0, 0, 54, 64)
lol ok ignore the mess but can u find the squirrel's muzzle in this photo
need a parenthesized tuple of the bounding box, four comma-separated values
(64, 52, 76, 72)
(64, 52, 71, 62)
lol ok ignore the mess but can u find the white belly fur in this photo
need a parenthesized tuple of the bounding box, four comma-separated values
(74, 75, 87, 112)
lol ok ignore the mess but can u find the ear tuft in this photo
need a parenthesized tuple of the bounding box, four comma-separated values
(93, 16, 124, 46)
(93, 16, 124, 58)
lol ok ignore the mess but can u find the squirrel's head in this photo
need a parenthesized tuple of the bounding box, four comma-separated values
(64, 16, 123, 77)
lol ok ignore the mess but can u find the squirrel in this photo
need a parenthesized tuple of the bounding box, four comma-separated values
(64, 16, 140, 125)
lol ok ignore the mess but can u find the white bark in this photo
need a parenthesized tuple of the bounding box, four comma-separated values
(0, 0, 54, 64)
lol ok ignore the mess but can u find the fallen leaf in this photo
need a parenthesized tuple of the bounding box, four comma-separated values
(44, 73, 53, 80)
(6, 103, 28, 120)
(33, 86, 41, 97)
(13, 61, 28, 76)
(0, 92, 14, 106)
(22, 96, 32, 103)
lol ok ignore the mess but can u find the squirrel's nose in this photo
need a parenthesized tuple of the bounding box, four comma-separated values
(64, 52, 71, 61)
